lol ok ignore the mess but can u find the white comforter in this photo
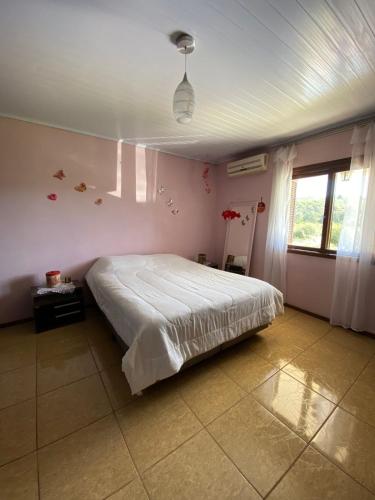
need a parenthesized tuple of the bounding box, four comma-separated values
(86, 254, 283, 393)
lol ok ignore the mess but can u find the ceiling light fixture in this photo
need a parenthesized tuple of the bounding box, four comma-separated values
(173, 33, 195, 124)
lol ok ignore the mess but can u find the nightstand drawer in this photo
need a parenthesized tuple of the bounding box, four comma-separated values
(53, 300, 82, 311)
(34, 303, 85, 332)
(34, 299, 84, 317)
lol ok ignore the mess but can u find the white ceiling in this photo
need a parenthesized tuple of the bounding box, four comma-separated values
(1, 0, 375, 163)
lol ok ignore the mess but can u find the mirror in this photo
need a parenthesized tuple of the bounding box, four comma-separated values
(222, 201, 258, 276)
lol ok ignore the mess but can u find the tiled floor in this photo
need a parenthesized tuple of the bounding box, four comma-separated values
(1, 307, 375, 499)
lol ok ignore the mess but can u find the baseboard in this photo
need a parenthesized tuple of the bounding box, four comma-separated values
(284, 303, 329, 322)
(0, 316, 33, 328)
(285, 303, 374, 338)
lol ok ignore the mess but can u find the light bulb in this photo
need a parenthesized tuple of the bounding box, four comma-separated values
(173, 73, 195, 124)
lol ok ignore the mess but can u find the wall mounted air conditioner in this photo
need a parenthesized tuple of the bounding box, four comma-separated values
(227, 153, 268, 177)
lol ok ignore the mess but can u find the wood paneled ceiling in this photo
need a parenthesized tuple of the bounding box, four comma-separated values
(1, 0, 375, 162)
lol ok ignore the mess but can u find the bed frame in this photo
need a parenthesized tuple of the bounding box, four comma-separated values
(180, 324, 268, 369)
(95, 305, 269, 381)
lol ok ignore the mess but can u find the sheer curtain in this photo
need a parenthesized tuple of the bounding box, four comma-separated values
(330, 123, 375, 333)
(264, 144, 297, 297)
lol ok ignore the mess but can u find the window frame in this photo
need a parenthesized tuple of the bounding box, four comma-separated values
(288, 158, 352, 259)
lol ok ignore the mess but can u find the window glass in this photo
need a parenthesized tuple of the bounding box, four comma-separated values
(289, 174, 328, 248)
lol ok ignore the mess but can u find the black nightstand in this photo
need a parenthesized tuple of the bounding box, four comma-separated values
(31, 281, 85, 333)
(205, 262, 219, 269)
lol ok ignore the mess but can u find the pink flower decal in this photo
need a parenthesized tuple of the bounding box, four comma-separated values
(53, 169, 65, 180)
(47, 193, 57, 201)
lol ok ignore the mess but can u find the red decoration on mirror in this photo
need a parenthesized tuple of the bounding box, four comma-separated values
(257, 197, 266, 213)
(222, 210, 241, 220)
(47, 193, 57, 201)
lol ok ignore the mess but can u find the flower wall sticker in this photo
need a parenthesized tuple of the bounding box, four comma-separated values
(53, 169, 66, 180)
(202, 165, 211, 194)
(94, 198, 103, 205)
(74, 182, 87, 192)
(47, 193, 57, 201)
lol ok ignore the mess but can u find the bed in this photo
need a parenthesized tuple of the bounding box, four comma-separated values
(86, 254, 284, 394)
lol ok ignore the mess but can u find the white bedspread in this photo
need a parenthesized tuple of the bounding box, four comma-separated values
(86, 254, 283, 393)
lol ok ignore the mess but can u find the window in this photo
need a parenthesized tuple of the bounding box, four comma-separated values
(288, 158, 352, 258)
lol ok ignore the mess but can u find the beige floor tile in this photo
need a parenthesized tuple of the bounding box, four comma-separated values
(250, 330, 304, 368)
(117, 387, 202, 473)
(326, 327, 375, 358)
(269, 321, 325, 350)
(90, 338, 124, 370)
(107, 479, 149, 500)
(283, 338, 368, 403)
(37, 373, 112, 446)
(253, 371, 335, 441)
(143, 429, 261, 500)
(268, 446, 374, 500)
(100, 365, 133, 410)
(217, 343, 278, 392)
(37, 344, 97, 394)
(313, 408, 375, 494)
(0, 399, 36, 466)
(83, 313, 114, 346)
(0, 452, 38, 500)
(207, 395, 305, 497)
(340, 359, 375, 427)
(0, 341, 36, 374)
(37, 326, 88, 361)
(286, 314, 331, 337)
(38, 414, 136, 500)
(178, 363, 245, 425)
(0, 322, 35, 349)
(270, 307, 300, 327)
(0, 364, 36, 409)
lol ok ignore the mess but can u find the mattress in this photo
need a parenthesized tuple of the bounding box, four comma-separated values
(86, 254, 284, 393)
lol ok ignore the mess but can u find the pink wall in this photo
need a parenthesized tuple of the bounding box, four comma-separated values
(0, 116, 356, 323)
(0, 118, 217, 323)
(215, 129, 353, 318)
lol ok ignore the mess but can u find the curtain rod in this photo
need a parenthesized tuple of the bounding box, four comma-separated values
(269, 112, 375, 151)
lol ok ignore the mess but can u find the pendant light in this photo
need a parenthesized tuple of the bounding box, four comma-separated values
(173, 34, 195, 124)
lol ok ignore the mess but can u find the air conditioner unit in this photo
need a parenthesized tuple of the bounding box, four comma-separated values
(227, 153, 268, 177)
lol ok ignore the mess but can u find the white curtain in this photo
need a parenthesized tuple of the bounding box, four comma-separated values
(330, 123, 375, 333)
(264, 144, 297, 297)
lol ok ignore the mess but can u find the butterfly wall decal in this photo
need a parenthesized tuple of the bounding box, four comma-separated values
(53, 169, 65, 180)
(74, 182, 87, 192)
